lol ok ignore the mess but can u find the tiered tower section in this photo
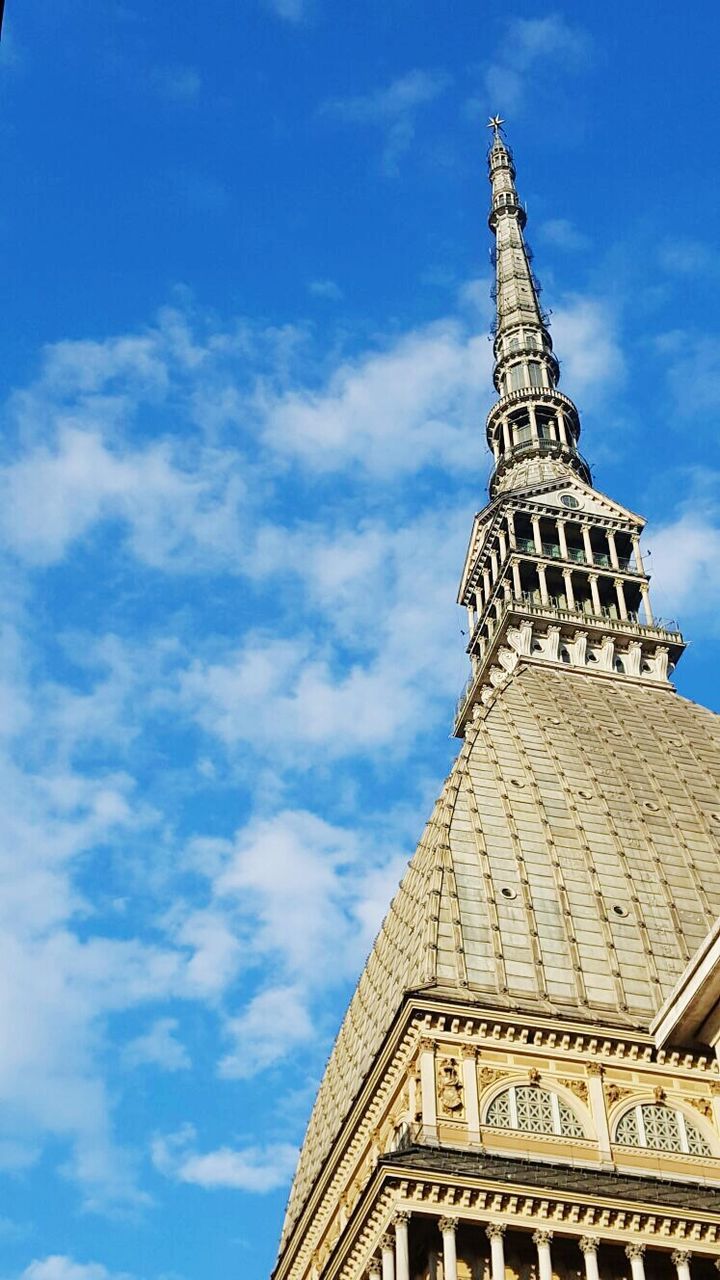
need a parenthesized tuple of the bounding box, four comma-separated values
(454, 122, 684, 735)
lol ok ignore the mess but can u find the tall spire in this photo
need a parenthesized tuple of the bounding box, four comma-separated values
(485, 121, 591, 497)
(451, 122, 685, 734)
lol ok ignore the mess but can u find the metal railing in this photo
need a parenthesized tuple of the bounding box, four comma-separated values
(456, 596, 683, 727)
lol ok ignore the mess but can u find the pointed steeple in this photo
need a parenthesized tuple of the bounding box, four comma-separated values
(451, 122, 686, 734)
(485, 121, 591, 497)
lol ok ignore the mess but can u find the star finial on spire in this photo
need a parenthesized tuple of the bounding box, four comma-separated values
(487, 114, 505, 138)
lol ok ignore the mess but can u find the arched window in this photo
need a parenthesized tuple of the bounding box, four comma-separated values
(614, 1103, 711, 1156)
(485, 1085, 584, 1138)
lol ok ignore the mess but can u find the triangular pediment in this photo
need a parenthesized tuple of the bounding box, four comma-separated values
(516, 475, 645, 525)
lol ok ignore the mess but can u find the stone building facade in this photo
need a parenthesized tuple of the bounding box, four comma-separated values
(271, 124, 720, 1280)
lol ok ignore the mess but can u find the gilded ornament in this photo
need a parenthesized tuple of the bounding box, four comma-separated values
(688, 1096, 713, 1119)
(438, 1058, 464, 1115)
(559, 1077, 589, 1103)
(605, 1082, 632, 1105)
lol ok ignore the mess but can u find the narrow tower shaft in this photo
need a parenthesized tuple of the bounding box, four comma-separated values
(453, 122, 685, 734)
(485, 125, 590, 497)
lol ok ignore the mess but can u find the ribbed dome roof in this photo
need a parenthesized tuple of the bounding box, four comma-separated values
(280, 664, 720, 1244)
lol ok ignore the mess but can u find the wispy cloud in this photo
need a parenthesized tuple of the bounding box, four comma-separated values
(262, 0, 306, 22)
(152, 1124, 297, 1192)
(658, 236, 720, 277)
(539, 218, 590, 253)
(123, 1018, 191, 1072)
(472, 14, 589, 117)
(20, 1258, 132, 1280)
(308, 278, 343, 301)
(322, 69, 450, 174)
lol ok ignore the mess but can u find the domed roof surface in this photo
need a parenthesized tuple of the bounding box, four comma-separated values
(281, 664, 720, 1242)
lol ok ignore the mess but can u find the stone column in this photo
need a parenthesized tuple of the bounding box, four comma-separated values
(581, 526, 594, 565)
(533, 1230, 553, 1280)
(491, 549, 500, 579)
(588, 573, 601, 615)
(475, 587, 484, 615)
(438, 1217, 458, 1280)
(607, 529, 620, 569)
(537, 562, 549, 606)
(563, 568, 575, 610)
(640, 582, 654, 624)
(498, 529, 508, 559)
(381, 1233, 395, 1280)
(506, 510, 516, 549)
(461, 1049, 480, 1143)
(632, 534, 645, 574)
(671, 1251, 692, 1280)
(625, 1243, 646, 1280)
(579, 1237, 600, 1280)
(466, 605, 476, 636)
(531, 515, 543, 555)
(529, 405, 539, 441)
(501, 418, 511, 453)
(367, 1259, 382, 1280)
(587, 1064, 611, 1161)
(511, 558, 522, 599)
(483, 568, 491, 599)
(614, 577, 628, 620)
(556, 410, 568, 444)
(486, 1224, 506, 1280)
(394, 1212, 410, 1280)
(557, 519, 569, 560)
(418, 1039, 437, 1139)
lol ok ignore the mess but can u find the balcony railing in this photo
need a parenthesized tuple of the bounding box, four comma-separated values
(510, 540, 636, 572)
(456, 595, 683, 726)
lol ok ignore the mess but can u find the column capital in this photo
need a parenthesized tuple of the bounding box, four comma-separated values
(393, 1210, 411, 1226)
(367, 1261, 382, 1280)
(671, 1251, 692, 1266)
(380, 1233, 395, 1252)
(418, 1037, 435, 1053)
(533, 1231, 554, 1246)
(625, 1244, 646, 1260)
(486, 1223, 506, 1240)
(438, 1216, 459, 1235)
(579, 1237, 599, 1255)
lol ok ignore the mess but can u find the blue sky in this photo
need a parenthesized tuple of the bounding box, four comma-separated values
(1, 2, 720, 1278)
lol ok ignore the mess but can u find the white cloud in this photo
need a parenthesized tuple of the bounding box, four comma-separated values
(20, 1259, 131, 1280)
(0, 427, 246, 570)
(649, 506, 720, 621)
(550, 295, 625, 408)
(263, 320, 490, 475)
(123, 1018, 191, 1072)
(539, 218, 590, 253)
(219, 986, 315, 1078)
(658, 237, 720, 277)
(152, 1124, 297, 1192)
(308, 278, 343, 301)
(323, 70, 450, 174)
(477, 15, 589, 116)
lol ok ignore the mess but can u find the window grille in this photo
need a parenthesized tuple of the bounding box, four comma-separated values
(485, 1085, 584, 1138)
(614, 1103, 711, 1156)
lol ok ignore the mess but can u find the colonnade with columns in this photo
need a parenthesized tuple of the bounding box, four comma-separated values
(367, 1212, 707, 1280)
(465, 508, 651, 644)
